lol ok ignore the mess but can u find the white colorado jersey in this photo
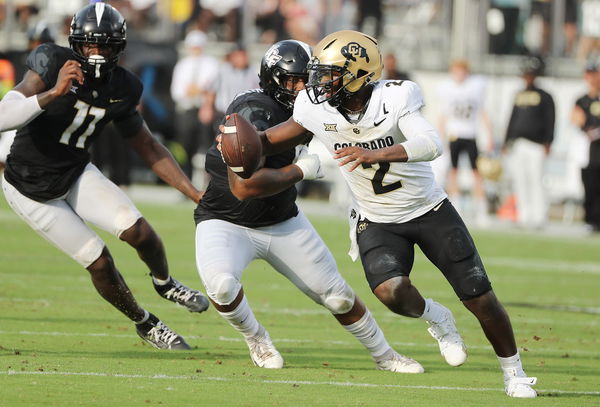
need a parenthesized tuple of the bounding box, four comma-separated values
(293, 80, 446, 224)
(437, 75, 487, 139)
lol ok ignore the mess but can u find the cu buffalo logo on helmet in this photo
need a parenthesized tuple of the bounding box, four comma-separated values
(341, 42, 370, 63)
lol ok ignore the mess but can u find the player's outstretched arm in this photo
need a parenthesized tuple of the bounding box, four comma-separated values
(0, 61, 84, 132)
(259, 117, 311, 155)
(129, 122, 204, 203)
(228, 145, 322, 200)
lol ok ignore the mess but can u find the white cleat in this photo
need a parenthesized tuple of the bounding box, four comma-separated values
(426, 303, 467, 367)
(374, 349, 425, 374)
(505, 376, 538, 398)
(245, 327, 284, 369)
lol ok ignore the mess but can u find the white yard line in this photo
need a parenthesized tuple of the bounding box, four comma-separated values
(1, 369, 599, 396)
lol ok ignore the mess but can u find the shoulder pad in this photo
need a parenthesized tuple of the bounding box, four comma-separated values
(26, 43, 70, 88)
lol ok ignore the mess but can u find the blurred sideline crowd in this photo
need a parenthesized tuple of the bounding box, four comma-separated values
(1, 0, 599, 232)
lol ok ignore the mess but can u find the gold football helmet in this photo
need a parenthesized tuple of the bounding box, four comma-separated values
(476, 155, 503, 181)
(306, 30, 382, 106)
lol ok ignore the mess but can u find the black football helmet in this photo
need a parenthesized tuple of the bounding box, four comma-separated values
(68, 2, 126, 79)
(259, 39, 311, 111)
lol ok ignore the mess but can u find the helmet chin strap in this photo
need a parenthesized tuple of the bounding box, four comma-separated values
(87, 54, 106, 78)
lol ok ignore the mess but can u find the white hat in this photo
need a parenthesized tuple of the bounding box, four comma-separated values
(184, 30, 208, 49)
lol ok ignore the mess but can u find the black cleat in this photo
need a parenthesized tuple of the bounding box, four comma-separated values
(154, 277, 210, 313)
(136, 314, 191, 350)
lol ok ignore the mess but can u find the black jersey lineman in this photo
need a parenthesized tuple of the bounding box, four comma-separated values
(194, 90, 299, 227)
(5, 43, 143, 202)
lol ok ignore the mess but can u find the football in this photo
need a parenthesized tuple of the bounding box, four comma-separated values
(221, 113, 262, 179)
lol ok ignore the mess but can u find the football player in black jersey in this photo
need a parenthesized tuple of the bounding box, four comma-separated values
(571, 60, 600, 232)
(194, 40, 424, 372)
(0, 2, 208, 350)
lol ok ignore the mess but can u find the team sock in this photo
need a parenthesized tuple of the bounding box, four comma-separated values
(217, 295, 260, 339)
(498, 351, 526, 378)
(343, 310, 391, 358)
(419, 298, 446, 323)
(134, 309, 150, 325)
(152, 276, 171, 286)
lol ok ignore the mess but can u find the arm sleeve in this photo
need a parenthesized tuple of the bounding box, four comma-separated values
(398, 110, 443, 162)
(0, 90, 43, 132)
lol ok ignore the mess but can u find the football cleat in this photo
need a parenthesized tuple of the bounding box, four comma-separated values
(136, 314, 191, 350)
(374, 349, 424, 374)
(426, 302, 467, 367)
(154, 277, 210, 313)
(505, 375, 538, 398)
(245, 326, 284, 369)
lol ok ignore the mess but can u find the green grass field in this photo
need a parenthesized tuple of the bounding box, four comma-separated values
(1, 193, 599, 407)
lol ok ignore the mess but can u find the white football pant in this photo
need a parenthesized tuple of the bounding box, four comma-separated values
(510, 138, 547, 228)
(195, 212, 355, 314)
(2, 163, 141, 267)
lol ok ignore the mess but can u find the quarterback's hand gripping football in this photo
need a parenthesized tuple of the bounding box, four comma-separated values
(294, 145, 323, 180)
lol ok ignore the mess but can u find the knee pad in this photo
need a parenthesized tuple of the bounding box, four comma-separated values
(211, 274, 241, 306)
(323, 285, 355, 315)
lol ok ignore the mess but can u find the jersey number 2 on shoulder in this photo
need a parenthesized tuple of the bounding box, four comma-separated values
(362, 162, 402, 194)
(59, 100, 106, 149)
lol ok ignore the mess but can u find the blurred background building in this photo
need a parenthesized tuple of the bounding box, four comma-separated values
(1, 0, 598, 229)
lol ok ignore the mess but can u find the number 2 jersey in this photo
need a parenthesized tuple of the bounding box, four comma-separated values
(4, 43, 143, 202)
(293, 80, 446, 224)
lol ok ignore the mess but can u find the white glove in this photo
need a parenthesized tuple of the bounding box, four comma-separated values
(294, 145, 323, 180)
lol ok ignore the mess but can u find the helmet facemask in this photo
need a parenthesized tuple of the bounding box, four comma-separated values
(271, 68, 308, 110)
(70, 39, 125, 79)
(306, 58, 359, 107)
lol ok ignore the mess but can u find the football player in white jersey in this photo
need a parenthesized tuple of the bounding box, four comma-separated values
(231, 30, 537, 398)
(437, 59, 494, 223)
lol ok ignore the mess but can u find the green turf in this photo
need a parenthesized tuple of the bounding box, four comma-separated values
(1, 193, 599, 407)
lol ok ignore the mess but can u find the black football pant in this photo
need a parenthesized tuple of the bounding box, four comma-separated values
(582, 166, 600, 229)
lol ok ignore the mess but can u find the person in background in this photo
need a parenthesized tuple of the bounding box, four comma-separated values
(382, 52, 410, 81)
(170, 29, 220, 178)
(197, 0, 242, 42)
(503, 56, 555, 230)
(437, 59, 495, 224)
(571, 60, 600, 232)
(212, 44, 260, 127)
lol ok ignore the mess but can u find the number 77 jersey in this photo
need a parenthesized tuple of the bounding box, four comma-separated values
(293, 80, 447, 223)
